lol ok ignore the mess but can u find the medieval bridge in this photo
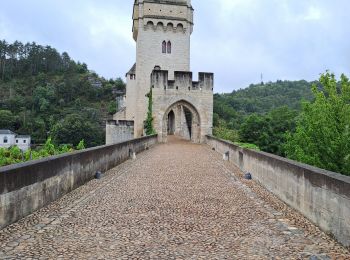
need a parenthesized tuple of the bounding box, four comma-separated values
(1, 0, 349, 258)
(0, 136, 349, 259)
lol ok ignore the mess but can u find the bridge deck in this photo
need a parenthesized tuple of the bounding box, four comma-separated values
(0, 137, 348, 259)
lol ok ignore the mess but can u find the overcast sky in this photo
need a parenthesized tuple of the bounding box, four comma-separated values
(1, 0, 349, 93)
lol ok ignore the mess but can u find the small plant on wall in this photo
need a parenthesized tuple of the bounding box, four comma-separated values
(144, 89, 156, 135)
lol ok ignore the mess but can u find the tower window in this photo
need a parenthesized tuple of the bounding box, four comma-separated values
(162, 41, 172, 54)
(162, 41, 166, 53)
(167, 41, 172, 54)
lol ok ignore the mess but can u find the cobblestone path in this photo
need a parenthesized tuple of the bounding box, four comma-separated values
(0, 138, 349, 259)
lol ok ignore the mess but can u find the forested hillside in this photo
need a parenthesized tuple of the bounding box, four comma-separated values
(214, 80, 314, 127)
(1, 41, 347, 175)
(213, 80, 315, 156)
(0, 40, 125, 147)
(215, 73, 350, 176)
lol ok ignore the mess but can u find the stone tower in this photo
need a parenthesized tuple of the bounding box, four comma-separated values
(107, 0, 213, 144)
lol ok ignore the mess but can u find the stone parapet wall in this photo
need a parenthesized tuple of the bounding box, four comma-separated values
(106, 120, 135, 144)
(0, 135, 158, 230)
(205, 135, 350, 247)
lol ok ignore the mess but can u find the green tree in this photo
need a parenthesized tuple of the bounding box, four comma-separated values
(239, 114, 268, 144)
(213, 126, 239, 143)
(0, 110, 17, 130)
(0, 137, 86, 167)
(238, 107, 297, 156)
(41, 137, 56, 156)
(114, 77, 126, 91)
(260, 107, 298, 156)
(144, 89, 156, 135)
(76, 140, 86, 150)
(107, 100, 117, 115)
(285, 72, 350, 175)
(0, 40, 121, 146)
(50, 114, 103, 147)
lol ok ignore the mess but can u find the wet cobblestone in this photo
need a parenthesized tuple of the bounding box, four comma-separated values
(0, 137, 349, 259)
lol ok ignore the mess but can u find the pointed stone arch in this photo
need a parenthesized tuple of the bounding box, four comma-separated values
(161, 100, 201, 143)
(167, 110, 175, 135)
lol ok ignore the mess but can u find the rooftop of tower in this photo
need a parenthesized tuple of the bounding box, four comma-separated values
(132, 0, 193, 40)
(134, 0, 190, 6)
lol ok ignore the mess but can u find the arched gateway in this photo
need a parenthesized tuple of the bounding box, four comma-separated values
(151, 69, 213, 144)
(162, 100, 201, 143)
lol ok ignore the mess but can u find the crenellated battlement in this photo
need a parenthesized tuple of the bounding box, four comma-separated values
(151, 69, 213, 91)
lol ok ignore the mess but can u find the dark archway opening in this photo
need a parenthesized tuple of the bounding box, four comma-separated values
(161, 100, 201, 143)
(184, 107, 192, 139)
(167, 110, 175, 135)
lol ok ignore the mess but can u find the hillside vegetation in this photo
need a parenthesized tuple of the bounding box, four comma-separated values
(0, 40, 125, 147)
(285, 73, 350, 176)
(213, 80, 315, 156)
(214, 80, 314, 128)
(1, 40, 348, 175)
(214, 74, 350, 176)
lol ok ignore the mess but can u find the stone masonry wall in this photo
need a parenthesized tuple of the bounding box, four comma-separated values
(128, 0, 193, 137)
(205, 135, 350, 247)
(124, 75, 137, 121)
(133, 21, 191, 137)
(0, 135, 158, 230)
(106, 120, 135, 145)
(152, 70, 213, 143)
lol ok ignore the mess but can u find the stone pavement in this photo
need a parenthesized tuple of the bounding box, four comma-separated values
(0, 137, 349, 259)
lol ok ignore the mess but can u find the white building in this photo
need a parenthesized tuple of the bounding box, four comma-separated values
(0, 130, 31, 151)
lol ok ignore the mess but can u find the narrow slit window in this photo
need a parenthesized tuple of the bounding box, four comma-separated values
(167, 41, 172, 54)
(162, 41, 166, 53)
